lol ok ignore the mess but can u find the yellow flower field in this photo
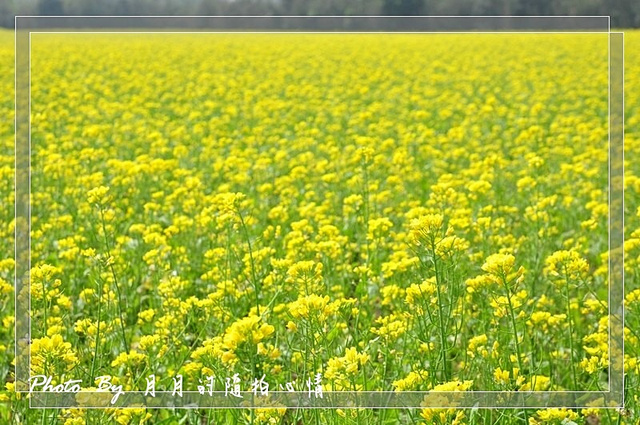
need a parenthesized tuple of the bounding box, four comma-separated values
(1, 30, 639, 424)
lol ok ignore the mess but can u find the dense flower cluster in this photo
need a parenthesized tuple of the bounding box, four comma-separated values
(0, 30, 638, 424)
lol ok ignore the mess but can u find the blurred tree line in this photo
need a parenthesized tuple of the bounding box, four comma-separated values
(1, 0, 638, 28)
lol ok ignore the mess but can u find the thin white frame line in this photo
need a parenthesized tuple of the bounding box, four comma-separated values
(24, 30, 616, 399)
(607, 29, 611, 392)
(27, 32, 31, 408)
(619, 31, 625, 407)
(15, 14, 612, 34)
(26, 390, 617, 393)
(27, 30, 32, 409)
(27, 407, 622, 410)
(12, 16, 20, 394)
(27, 390, 612, 394)
(13, 13, 17, 389)
(30, 32, 611, 34)
(22, 27, 621, 408)
(605, 31, 625, 398)
(15, 15, 612, 18)
(29, 405, 621, 410)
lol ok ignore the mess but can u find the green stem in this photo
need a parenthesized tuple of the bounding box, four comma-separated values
(90, 274, 104, 383)
(41, 278, 48, 337)
(236, 208, 260, 317)
(98, 208, 129, 352)
(502, 275, 528, 424)
(431, 240, 450, 381)
(505, 286, 524, 374)
(563, 267, 578, 390)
